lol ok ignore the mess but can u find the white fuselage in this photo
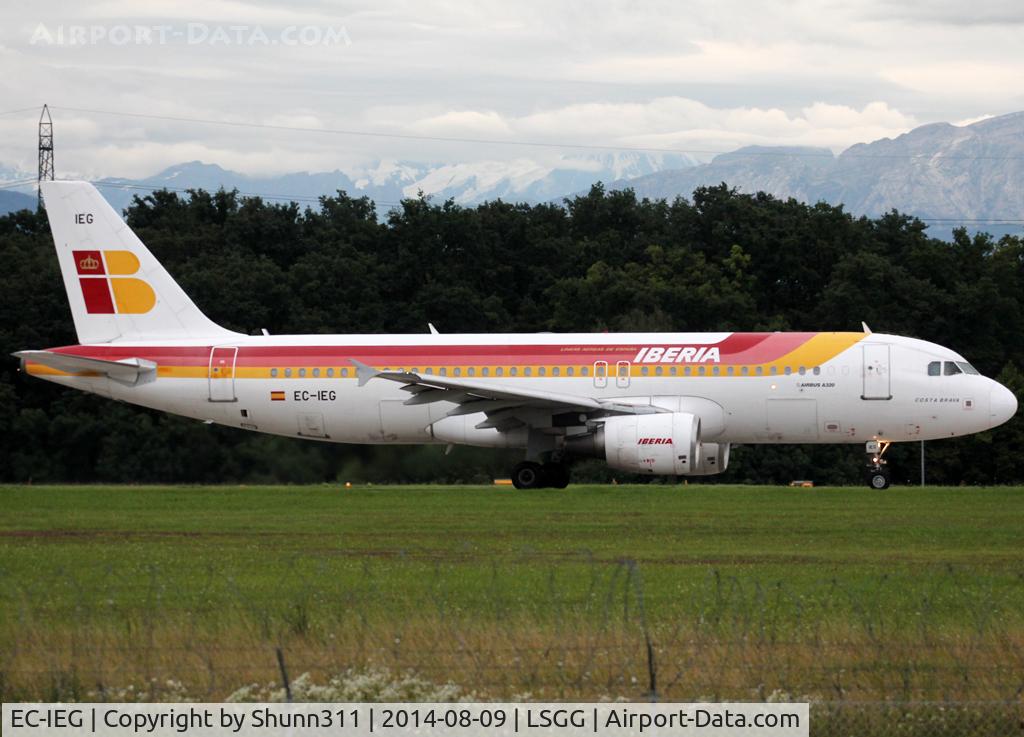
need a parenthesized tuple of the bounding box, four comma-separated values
(27, 331, 1017, 448)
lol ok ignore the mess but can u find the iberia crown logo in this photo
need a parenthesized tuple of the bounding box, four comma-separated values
(73, 250, 156, 315)
(79, 254, 99, 271)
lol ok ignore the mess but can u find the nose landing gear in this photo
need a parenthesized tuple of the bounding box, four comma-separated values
(865, 440, 891, 489)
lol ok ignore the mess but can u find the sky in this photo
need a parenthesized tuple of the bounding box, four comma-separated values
(1, 0, 1023, 179)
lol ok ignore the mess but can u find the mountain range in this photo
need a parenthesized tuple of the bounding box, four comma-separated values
(1, 112, 1022, 240)
(90, 152, 696, 215)
(603, 112, 1024, 240)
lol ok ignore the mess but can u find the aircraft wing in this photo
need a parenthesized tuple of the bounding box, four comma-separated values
(14, 350, 157, 385)
(351, 359, 663, 431)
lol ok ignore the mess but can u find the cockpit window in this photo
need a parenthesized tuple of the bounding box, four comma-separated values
(956, 361, 980, 375)
(943, 361, 962, 376)
(927, 361, 941, 376)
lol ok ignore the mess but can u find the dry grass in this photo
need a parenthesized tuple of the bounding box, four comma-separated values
(5, 613, 1024, 704)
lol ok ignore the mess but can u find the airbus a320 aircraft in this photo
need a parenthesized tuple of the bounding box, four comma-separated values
(16, 182, 1018, 489)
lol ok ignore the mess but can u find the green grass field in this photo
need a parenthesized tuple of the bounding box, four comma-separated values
(1, 483, 1023, 706)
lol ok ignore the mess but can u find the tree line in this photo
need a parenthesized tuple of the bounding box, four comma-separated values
(1, 183, 1021, 485)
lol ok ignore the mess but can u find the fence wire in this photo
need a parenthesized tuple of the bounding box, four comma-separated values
(2, 560, 1022, 736)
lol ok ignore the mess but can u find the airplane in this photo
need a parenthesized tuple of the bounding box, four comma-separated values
(15, 181, 1018, 490)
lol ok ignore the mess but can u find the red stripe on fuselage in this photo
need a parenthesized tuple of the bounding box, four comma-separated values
(45, 333, 817, 366)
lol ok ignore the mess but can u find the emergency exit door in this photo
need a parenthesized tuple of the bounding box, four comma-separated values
(208, 346, 238, 402)
(862, 344, 891, 400)
(615, 360, 631, 389)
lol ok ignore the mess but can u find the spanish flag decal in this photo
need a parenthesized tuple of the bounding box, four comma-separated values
(270, 391, 286, 401)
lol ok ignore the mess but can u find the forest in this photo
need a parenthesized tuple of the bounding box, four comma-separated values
(1, 183, 1021, 485)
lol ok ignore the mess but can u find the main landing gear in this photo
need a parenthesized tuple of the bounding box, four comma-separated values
(865, 440, 891, 489)
(511, 460, 571, 489)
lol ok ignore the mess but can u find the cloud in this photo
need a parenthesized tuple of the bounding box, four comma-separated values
(566, 40, 827, 85)
(882, 62, 1024, 104)
(410, 110, 513, 137)
(0, 0, 1018, 178)
(404, 98, 918, 157)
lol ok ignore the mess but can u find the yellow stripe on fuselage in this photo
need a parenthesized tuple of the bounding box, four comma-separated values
(758, 332, 866, 375)
(25, 334, 867, 381)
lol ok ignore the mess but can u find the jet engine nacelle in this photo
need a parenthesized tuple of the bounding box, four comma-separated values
(601, 412, 701, 475)
(689, 442, 731, 476)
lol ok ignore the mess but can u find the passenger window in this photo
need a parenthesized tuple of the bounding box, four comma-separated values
(943, 361, 962, 376)
(341, 368, 349, 377)
(284, 368, 292, 378)
(467, 367, 475, 377)
(523, 367, 532, 376)
(784, 366, 792, 376)
(481, 367, 489, 377)
(566, 367, 574, 377)
(270, 368, 278, 378)
(453, 368, 461, 377)
(641, 366, 649, 376)
(298, 368, 306, 378)
(927, 361, 941, 376)
(580, 366, 588, 377)
(655, 366, 663, 376)
(509, 367, 517, 376)
(551, 367, 559, 377)
(326, 368, 334, 377)
(538, 367, 546, 376)
(312, 368, 320, 378)
(812, 366, 821, 376)
(495, 367, 503, 377)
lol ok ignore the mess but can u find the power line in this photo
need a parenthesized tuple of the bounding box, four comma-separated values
(89, 180, 405, 209)
(83, 180, 1024, 224)
(51, 104, 1024, 162)
(0, 106, 43, 117)
(0, 178, 39, 190)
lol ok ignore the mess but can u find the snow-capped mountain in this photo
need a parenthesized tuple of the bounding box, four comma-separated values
(604, 112, 1024, 240)
(42, 153, 696, 215)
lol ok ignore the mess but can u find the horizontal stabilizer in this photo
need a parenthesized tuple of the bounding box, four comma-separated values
(14, 350, 157, 385)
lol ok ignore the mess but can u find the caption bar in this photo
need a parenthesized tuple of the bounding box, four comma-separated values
(4, 703, 807, 737)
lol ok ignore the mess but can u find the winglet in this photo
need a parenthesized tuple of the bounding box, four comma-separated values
(350, 358, 381, 387)
(428, 322, 439, 335)
(861, 321, 872, 334)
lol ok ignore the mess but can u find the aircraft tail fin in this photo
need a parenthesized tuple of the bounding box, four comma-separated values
(40, 180, 239, 344)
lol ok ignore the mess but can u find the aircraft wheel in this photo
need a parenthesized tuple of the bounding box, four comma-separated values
(543, 462, 571, 489)
(512, 461, 545, 489)
(867, 468, 891, 490)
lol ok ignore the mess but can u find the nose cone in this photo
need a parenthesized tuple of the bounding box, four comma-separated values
(989, 383, 1018, 429)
